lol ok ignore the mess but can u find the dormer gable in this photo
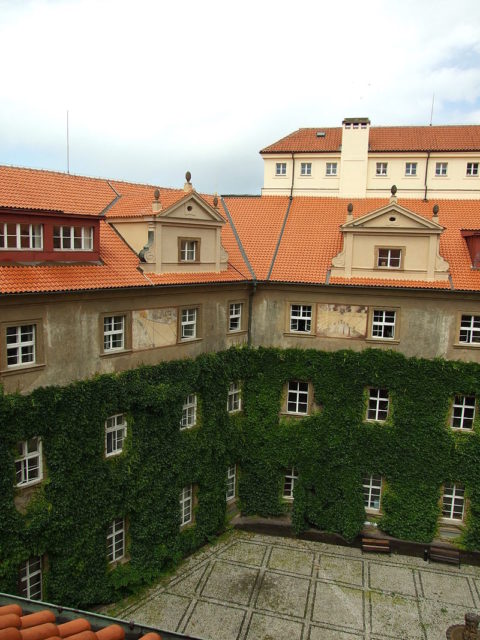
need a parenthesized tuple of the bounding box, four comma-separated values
(140, 188, 229, 274)
(331, 200, 450, 282)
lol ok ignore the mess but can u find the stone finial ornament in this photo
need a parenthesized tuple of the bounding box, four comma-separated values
(154, 188, 160, 200)
(433, 204, 439, 217)
(391, 185, 397, 196)
(346, 202, 354, 221)
(184, 171, 193, 193)
(213, 194, 218, 208)
(185, 171, 191, 183)
(446, 611, 480, 639)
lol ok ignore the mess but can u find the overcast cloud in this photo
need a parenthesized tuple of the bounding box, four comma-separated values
(1, 0, 480, 194)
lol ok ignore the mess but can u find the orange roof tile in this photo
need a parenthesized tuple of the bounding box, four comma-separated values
(0, 221, 149, 294)
(261, 125, 480, 154)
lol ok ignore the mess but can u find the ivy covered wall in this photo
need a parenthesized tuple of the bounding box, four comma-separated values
(1, 347, 480, 607)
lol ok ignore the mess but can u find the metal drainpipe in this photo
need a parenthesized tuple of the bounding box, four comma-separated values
(423, 151, 431, 201)
(290, 152, 295, 199)
(247, 281, 257, 346)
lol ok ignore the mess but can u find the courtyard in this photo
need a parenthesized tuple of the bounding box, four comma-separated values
(112, 530, 480, 640)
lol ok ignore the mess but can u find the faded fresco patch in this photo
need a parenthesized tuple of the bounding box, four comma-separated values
(316, 304, 368, 338)
(132, 308, 177, 349)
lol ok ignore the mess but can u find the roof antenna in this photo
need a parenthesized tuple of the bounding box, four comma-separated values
(66, 110, 70, 174)
(429, 93, 435, 126)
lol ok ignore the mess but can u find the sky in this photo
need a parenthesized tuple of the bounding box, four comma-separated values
(1, 0, 480, 194)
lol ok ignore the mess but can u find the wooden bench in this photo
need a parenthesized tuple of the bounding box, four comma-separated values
(361, 537, 391, 554)
(429, 545, 460, 567)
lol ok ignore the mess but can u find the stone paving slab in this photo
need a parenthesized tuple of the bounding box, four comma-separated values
(114, 530, 480, 640)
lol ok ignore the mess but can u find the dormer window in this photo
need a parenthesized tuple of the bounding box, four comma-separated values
(377, 248, 402, 269)
(179, 238, 200, 262)
(0, 223, 43, 250)
(53, 226, 93, 250)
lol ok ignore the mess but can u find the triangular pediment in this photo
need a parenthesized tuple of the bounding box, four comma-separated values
(157, 192, 225, 224)
(341, 203, 444, 232)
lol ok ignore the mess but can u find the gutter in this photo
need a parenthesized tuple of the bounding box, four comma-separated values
(423, 151, 431, 201)
(290, 152, 295, 199)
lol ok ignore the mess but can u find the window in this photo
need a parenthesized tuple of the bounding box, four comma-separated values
(435, 162, 448, 176)
(459, 314, 480, 344)
(287, 381, 309, 415)
(180, 394, 197, 429)
(180, 485, 193, 526)
(371, 310, 396, 340)
(103, 315, 125, 351)
(442, 483, 465, 520)
(19, 557, 42, 600)
(300, 162, 311, 176)
(180, 308, 197, 340)
(326, 162, 337, 176)
(107, 518, 125, 563)
(226, 465, 236, 501)
(363, 475, 382, 511)
(105, 414, 127, 456)
(53, 226, 93, 250)
(376, 162, 388, 176)
(451, 396, 475, 430)
(227, 382, 241, 413)
(290, 304, 312, 333)
(179, 238, 199, 262)
(229, 302, 243, 332)
(283, 467, 298, 499)
(15, 438, 42, 487)
(0, 223, 43, 250)
(466, 162, 479, 176)
(6, 324, 35, 367)
(405, 162, 417, 176)
(275, 162, 287, 176)
(377, 248, 401, 269)
(367, 389, 389, 422)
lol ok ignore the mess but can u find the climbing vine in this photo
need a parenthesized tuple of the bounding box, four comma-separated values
(1, 346, 480, 607)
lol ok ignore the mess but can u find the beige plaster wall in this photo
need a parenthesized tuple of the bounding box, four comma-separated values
(161, 224, 218, 271)
(112, 221, 149, 253)
(339, 125, 370, 197)
(350, 234, 431, 273)
(251, 284, 480, 363)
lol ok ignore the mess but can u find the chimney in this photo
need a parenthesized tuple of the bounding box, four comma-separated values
(184, 171, 193, 193)
(339, 117, 370, 198)
(152, 188, 162, 213)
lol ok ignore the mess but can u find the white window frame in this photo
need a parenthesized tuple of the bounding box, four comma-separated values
(363, 475, 382, 511)
(180, 394, 197, 429)
(229, 303, 242, 332)
(377, 248, 401, 269)
(283, 467, 298, 500)
(180, 239, 197, 261)
(15, 438, 43, 487)
(367, 388, 389, 422)
(19, 556, 42, 600)
(300, 162, 312, 176)
(226, 465, 236, 502)
(227, 382, 241, 413)
(326, 162, 337, 176)
(103, 315, 125, 352)
(442, 483, 465, 521)
(107, 518, 125, 563)
(287, 381, 309, 415)
(53, 226, 93, 251)
(376, 162, 388, 176)
(405, 162, 417, 176)
(0, 223, 43, 250)
(180, 485, 193, 526)
(275, 162, 287, 176)
(105, 414, 127, 456)
(466, 162, 479, 177)
(435, 162, 448, 177)
(371, 310, 396, 340)
(6, 324, 36, 367)
(181, 308, 197, 340)
(451, 396, 475, 430)
(459, 314, 480, 345)
(290, 304, 312, 333)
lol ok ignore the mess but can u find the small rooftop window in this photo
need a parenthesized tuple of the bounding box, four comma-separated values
(316, 131, 326, 138)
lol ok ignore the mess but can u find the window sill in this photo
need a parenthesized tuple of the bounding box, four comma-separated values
(365, 338, 400, 345)
(177, 337, 203, 345)
(100, 349, 132, 358)
(227, 329, 247, 336)
(1, 363, 46, 376)
(439, 517, 464, 526)
(451, 427, 474, 433)
(284, 332, 316, 338)
(365, 508, 381, 515)
(15, 478, 43, 490)
(280, 411, 309, 418)
(453, 342, 480, 349)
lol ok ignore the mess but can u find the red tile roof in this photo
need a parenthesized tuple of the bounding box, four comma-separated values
(261, 125, 480, 154)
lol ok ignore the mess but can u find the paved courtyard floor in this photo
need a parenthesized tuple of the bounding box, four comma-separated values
(115, 531, 480, 640)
